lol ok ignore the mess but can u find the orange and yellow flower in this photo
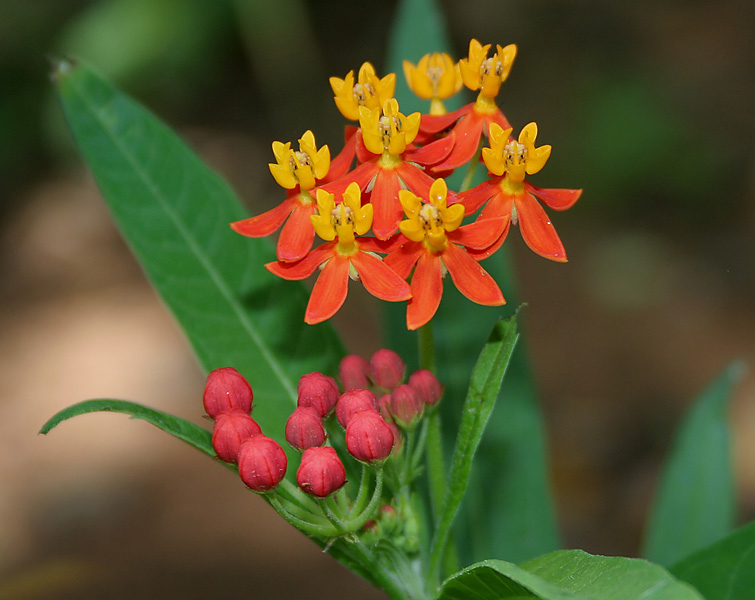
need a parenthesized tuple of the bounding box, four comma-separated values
(330, 62, 396, 121)
(460, 122, 582, 262)
(266, 183, 411, 324)
(385, 179, 506, 330)
(231, 131, 333, 262)
(403, 52, 463, 116)
(419, 40, 516, 173)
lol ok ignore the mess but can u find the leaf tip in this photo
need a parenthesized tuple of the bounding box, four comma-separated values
(49, 56, 78, 85)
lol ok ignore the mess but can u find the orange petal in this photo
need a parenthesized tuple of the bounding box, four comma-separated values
(406, 251, 443, 331)
(525, 182, 582, 211)
(466, 220, 511, 262)
(442, 243, 505, 306)
(395, 162, 434, 200)
(305, 256, 350, 324)
(384, 240, 423, 279)
(351, 252, 412, 301)
(277, 201, 317, 262)
(370, 168, 404, 240)
(404, 133, 454, 166)
(419, 104, 471, 134)
(265, 244, 334, 280)
(230, 196, 298, 237)
(485, 109, 512, 134)
(358, 234, 407, 255)
(430, 111, 485, 172)
(515, 192, 567, 262)
(459, 179, 500, 215)
(318, 160, 377, 198)
(450, 216, 509, 250)
(323, 127, 357, 183)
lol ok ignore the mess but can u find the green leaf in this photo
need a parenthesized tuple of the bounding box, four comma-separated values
(670, 520, 755, 600)
(39, 399, 216, 460)
(428, 316, 519, 580)
(643, 363, 744, 566)
(437, 550, 705, 600)
(53, 60, 344, 448)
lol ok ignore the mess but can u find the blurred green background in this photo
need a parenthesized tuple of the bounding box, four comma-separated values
(1, 0, 753, 598)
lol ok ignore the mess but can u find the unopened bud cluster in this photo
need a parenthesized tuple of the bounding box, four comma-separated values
(202, 349, 443, 546)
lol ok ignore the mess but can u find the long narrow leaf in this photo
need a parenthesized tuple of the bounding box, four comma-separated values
(40, 399, 216, 460)
(437, 550, 705, 600)
(429, 316, 519, 580)
(53, 60, 344, 447)
(643, 363, 743, 566)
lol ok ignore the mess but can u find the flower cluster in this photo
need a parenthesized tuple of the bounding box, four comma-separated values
(204, 348, 442, 546)
(232, 39, 581, 330)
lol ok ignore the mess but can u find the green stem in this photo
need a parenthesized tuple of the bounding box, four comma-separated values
(268, 494, 338, 537)
(347, 468, 384, 530)
(351, 465, 373, 515)
(459, 141, 483, 193)
(417, 321, 436, 371)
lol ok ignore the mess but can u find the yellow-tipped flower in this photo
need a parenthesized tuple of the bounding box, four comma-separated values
(269, 130, 330, 191)
(330, 62, 396, 121)
(403, 52, 463, 115)
(311, 183, 373, 247)
(482, 122, 551, 183)
(398, 179, 464, 250)
(459, 39, 517, 98)
(359, 98, 421, 156)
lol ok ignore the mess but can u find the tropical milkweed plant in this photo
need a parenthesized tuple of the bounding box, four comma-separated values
(41, 1, 751, 599)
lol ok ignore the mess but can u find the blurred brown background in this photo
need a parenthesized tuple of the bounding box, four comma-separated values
(1, 0, 753, 598)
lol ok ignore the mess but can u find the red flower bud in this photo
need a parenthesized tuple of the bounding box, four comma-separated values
(377, 393, 393, 422)
(297, 372, 340, 417)
(297, 446, 346, 497)
(390, 384, 424, 427)
(339, 354, 371, 391)
(336, 388, 378, 428)
(203, 367, 254, 419)
(409, 369, 443, 406)
(346, 410, 395, 463)
(211, 409, 262, 463)
(369, 349, 405, 391)
(237, 435, 287, 492)
(285, 406, 326, 451)
(387, 422, 403, 456)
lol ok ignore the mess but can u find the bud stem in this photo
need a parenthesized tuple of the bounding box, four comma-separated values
(268, 493, 340, 537)
(346, 467, 384, 530)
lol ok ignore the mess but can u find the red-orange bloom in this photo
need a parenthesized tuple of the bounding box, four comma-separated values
(231, 129, 355, 262)
(385, 179, 506, 330)
(460, 123, 581, 262)
(266, 184, 410, 325)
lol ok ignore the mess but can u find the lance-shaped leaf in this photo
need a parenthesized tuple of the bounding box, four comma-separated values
(437, 550, 705, 600)
(643, 363, 743, 566)
(53, 60, 345, 447)
(428, 315, 519, 581)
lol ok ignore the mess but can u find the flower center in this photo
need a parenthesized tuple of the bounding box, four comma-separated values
(330, 204, 355, 229)
(352, 82, 376, 105)
(480, 57, 504, 78)
(504, 140, 527, 167)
